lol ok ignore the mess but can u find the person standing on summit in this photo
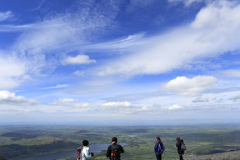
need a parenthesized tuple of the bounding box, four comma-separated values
(176, 137, 184, 160)
(106, 137, 124, 160)
(154, 136, 164, 160)
(80, 140, 94, 160)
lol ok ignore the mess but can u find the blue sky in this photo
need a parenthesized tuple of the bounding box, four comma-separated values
(0, 0, 240, 125)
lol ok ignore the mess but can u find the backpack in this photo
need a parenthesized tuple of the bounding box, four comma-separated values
(111, 144, 121, 160)
(157, 142, 165, 154)
(77, 146, 83, 160)
(180, 140, 186, 151)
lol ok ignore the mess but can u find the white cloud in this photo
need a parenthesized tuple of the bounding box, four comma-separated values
(168, 0, 204, 6)
(50, 98, 78, 105)
(97, 1, 240, 77)
(100, 101, 133, 110)
(162, 75, 217, 96)
(0, 90, 38, 106)
(168, 105, 184, 110)
(74, 103, 90, 108)
(98, 101, 145, 114)
(97, 101, 166, 114)
(61, 55, 96, 65)
(0, 11, 13, 22)
(0, 55, 29, 89)
(41, 84, 69, 90)
(49, 99, 90, 109)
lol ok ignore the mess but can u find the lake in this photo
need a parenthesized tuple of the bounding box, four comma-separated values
(16, 143, 128, 160)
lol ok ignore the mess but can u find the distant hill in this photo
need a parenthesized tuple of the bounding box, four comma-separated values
(27, 135, 63, 143)
(1, 132, 36, 139)
(0, 136, 79, 159)
(75, 130, 90, 134)
(175, 151, 240, 160)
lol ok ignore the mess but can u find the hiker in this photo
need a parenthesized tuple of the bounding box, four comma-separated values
(154, 136, 164, 160)
(176, 137, 185, 160)
(106, 137, 124, 160)
(77, 140, 94, 160)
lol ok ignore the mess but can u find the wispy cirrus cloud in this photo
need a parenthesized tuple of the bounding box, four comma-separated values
(96, 1, 240, 77)
(0, 54, 29, 89)
(41, 84, 69, 90)
(0, 11, 13, 22)
(28, 0, 45, 11)
(168, 0, 204, 6)
(82, 33, 147, 52)
(0, 24, 34, 32)
(0, 0, 120, 90)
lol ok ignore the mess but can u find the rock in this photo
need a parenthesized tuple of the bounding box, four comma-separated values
(0, 156, 8, 160)
(227, 149, 236, 152)
(173, 151, 240, 160)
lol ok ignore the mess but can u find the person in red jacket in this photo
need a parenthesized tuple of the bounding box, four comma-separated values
(176, 137, 184, 160)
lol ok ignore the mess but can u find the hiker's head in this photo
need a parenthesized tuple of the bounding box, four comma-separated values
(176, 137, 180, 141)
(112, 137, 117, 143)
(83, 140, 89, 146)
(156, 136, 161, 141)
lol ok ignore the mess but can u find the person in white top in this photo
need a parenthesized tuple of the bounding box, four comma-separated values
(81, 140, 94, 160)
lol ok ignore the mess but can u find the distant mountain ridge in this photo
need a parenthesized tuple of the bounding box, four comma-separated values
(0, 132, 37, 139)
(175, 150, 240, 160)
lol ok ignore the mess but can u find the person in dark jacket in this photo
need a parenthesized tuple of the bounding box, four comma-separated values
(106, 137, 124, 160)
(176, 137, 184, 160)
(154, 136, 164, 160)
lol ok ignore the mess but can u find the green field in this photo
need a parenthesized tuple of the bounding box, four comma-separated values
(0, 124, 240, 160)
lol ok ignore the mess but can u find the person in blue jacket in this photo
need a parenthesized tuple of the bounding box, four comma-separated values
(154, 136, 164, 160)
(176, 137, 184, 160)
